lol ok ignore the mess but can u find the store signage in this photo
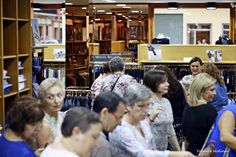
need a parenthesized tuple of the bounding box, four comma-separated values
(90, 54, 121, 62)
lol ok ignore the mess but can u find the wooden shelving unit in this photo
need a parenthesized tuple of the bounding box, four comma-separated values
(0, 0, 31, 129)
(66, 5, 89, 87)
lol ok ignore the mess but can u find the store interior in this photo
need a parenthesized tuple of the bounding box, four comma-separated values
(0, 0, 236, 129)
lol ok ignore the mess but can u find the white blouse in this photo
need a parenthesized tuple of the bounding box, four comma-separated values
(109, 119, 170, 157)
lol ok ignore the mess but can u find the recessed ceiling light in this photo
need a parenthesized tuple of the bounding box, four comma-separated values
(97, 10, 105, 12)
(82, 7, 87, 10)
(168, 2, 178, 10)
(131, 10, 139, 13)
(123, 6, 131, 9)
(116, 4, 126, 7)
(117, 13, 122, 16)
(33, 8, 41, 11)
(206, 2, 216, 10)
(106, 12, 112, 15)
(65, 3, 72, 5)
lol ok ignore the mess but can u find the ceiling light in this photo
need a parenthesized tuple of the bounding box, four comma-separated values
(116, 4, 126, 7)
(97, 10, 105, 13)
(65, 3, 73, 5)
(131, 10, 139, 13)
(123, 6, 131, 8)
(33, 8, 41, 11)
(82, 7, 87, 10)
(206, 2, 216, 10)
(106, 12, 112, 15)
(117, 13, 122, 16)
(168, 2, 178, 10)
(105, 0, 116, 2)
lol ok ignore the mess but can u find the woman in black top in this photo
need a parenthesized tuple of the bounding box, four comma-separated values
(182, 73, 217, 155)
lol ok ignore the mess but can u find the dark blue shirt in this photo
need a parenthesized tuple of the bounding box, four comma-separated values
(0, 133, 36, 157)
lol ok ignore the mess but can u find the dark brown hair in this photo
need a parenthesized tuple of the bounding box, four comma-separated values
(7, 96, 44, 136)
(190, 56, 203, 65)
(144, 69, 167, 93)
(153, 65, 179, 97)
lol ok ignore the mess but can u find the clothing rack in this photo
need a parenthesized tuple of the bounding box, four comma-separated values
(142, 63, 236, 92)
(62, 86, 92, 111)
(44, 62, 65, 83)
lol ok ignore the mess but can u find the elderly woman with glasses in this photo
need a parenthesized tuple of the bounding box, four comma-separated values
(109, 83, 194, 157)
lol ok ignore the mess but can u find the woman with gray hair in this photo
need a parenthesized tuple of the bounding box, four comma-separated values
(109, 83, 195, 157)
(36, 78, 66, 149)
(99, 56, 137, 97)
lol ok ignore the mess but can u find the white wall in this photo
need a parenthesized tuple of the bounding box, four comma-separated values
(154, 8, 230, 44)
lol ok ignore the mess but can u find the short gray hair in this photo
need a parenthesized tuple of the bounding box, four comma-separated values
(38, 78, 65, 101)
(123, 83, 153, 106)
(109, 57, 125, 73)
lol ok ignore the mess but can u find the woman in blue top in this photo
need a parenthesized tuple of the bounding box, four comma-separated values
(0, 96, 44, 157)
(201, 104, 236, 157)
(201, 63, 229, 112)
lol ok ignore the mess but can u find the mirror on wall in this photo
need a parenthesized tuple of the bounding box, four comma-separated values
(89, 2, 148, 62)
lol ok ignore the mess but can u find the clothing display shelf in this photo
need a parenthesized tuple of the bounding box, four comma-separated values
(32, 46, 47, 84)
(0, 0, 31, 129)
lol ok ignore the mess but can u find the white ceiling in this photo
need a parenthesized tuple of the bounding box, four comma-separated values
(34, 0, 236, 4)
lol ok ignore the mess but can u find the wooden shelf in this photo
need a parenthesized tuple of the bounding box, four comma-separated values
(18, 54, 30, 57)
(3, 55, 17, 59)
(1, 0, 32, 130)
(66, 41, 86, 44)
(19, 88, 30, 93)
(2, 17, 16, 21)
(44, 59, 65, 63)
(18, 18, 29, 22)
(4, 92, 18, 98)
(66, 66, 87, 71)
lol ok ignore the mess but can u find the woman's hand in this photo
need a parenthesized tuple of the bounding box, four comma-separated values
(169, 151, 196, 157)
(35, 147, 44, 157)
(149, 106, 163, 122)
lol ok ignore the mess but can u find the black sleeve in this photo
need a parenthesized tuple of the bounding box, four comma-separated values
(207, 106, 217, 129)
(182, 106, 189, 136)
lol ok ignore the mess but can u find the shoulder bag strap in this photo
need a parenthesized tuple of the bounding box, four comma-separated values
(111, 75, 122, 92)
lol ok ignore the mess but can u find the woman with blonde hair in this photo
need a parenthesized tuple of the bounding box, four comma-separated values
(201, 63, 229, 111)
(182, 73, 217, 155)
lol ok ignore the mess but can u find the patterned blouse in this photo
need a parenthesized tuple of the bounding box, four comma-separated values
(43, 112, 65, 142)
(149, 97, 176, 151)
(91, 74, 108, 98)
(100, 73, 137, 97)
(109, 119, 170, 157)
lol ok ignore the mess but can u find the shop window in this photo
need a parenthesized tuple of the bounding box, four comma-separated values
(187, 23, 211, 44)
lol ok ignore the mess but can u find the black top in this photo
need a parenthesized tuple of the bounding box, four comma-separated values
(165, 81, 187, 123)
(182, 104, 217, 155)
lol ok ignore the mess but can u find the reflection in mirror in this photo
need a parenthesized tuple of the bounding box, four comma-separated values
(91, 2, 148, 60)
(65, 1, 90, 87)
(33, 8, 65, 44)
(154, 8, 230, 44)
